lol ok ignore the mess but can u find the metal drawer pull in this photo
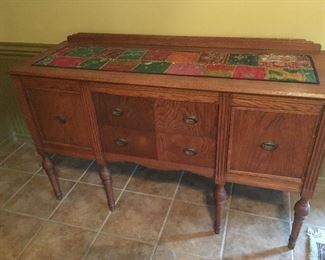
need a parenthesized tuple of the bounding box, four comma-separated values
(114, 138, 128, 147)
(112, 107, 123, 117)
(261, 141, 278, 151)
(183, 148, 198, 156)
(54, 116, 66, 124)
(183, 115, 198, 125)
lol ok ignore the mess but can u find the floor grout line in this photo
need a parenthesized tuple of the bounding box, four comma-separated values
(0, 142, 25, 166)
(220, 183, 233, 259)
(228, 208, 291, 223)
(0, 134, 15, 146)
(81, 164, 140, 260)
(149, 171, 185, 260)
(48, 160, 95, 219)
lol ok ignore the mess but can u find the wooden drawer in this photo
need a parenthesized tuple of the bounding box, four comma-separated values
(228, 108, 319, 178)
(92, 93, 155, 131)
(26, 86, 91, 148)
(155, 100, 217, 138)
(100, 126, 157, 159)
(157, 133, 216, 168)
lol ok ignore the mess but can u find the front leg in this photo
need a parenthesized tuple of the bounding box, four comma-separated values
(99, 165, 115, 211)
(42, 155, 63, 200)
(288, 197, 310, 249)
(215, 184, 227, 234)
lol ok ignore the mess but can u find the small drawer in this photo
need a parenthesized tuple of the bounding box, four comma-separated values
(155, 100, 217, 138)
(100, 126, 157, 159)
(228, 108, 319, 178)
(92, 93, 155, 131)
(157, 133, 216, 168)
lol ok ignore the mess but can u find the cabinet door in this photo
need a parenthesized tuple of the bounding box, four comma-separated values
(228, 108, 319, 178)
(27, 87, 91, 148)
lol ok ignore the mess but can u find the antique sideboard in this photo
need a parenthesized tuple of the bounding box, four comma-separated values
(10, 33, 325, 249)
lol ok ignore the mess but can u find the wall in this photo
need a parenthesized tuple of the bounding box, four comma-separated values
(0, 0, 324, 48)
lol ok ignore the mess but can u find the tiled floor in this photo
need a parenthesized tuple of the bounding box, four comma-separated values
(0, 138, 325, 260)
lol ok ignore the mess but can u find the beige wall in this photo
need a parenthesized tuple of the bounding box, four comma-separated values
(0, 0, 324, 48)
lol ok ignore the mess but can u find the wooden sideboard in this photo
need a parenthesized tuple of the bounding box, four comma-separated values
(10, 33, 325, 249)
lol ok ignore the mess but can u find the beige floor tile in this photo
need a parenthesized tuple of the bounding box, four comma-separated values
(38, 155, 92, 181)
(103, 191, 171, 243)
(19, 222, 95, 260)
(291, 224, 312, 260)
(86, 233, 154, 260)
(230, 184, 290, 220)
(0, 168, 32, 206)
(153, 245, 215, 260)
(0, 139, 23, 163)
(81, 161, 136, 188)
(4, 175, 74, 218)
(159, 200, 222, 259)
(223, 211, 292, 260)
(126, 166, 181, 197)
(1, 143, 41, 173)
(51, 183, 121, 230)
(0, 211, 41, 259)
(291, 185, 325, 227)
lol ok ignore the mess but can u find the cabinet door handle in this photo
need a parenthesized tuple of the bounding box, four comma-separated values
(112, 107, 123, 117)
(183, 115, 198, 125)
(261, 141, 278, 151)
(183, 148, 198, 156)
(54, 116, 66, 124)
(114, 138, 128, 147)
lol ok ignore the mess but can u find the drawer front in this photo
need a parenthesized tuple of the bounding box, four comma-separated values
(228, 109, 319, 178)
(100, 126, 157, 159)
(92, 93, 155, 131)
(27, 87, 91, 148)
(155, 100, 217, 138)
(157, 133, 216, 168)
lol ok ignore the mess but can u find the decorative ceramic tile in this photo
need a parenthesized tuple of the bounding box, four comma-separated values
(133, 61, 171, 74)
(65, 46, 104, 57)
(118, 49, 146, 59)
(228, 53, 259, 66)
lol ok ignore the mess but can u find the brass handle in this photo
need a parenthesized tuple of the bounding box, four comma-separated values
(183, 148, 198, 156)
(261, 141, 278, 151)
(54, 116, 66, 124)
(112, 107, 123, 117)
(183, 115, 198, 125)
(114, 138, 128, 147)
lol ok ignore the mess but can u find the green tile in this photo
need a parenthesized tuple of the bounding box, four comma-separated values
(118, 49, 146, 59)
(35, 55, 54, 66)
(228, 54, 258, 66)
(79, 58, 108, 69)
(66, 47, 104, 57)
(133, 62, 171, 74)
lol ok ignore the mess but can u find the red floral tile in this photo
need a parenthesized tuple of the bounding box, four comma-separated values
(143, 50, 172, 61)
(166, 64, 204, 75)
(49, 56, 85, 68)
(101, 48, 125, 59)
(199, 52, 228, 64)
(205, 64, 234, 77)
(233, 66, 266, 79)
(167, 51, 201, 64)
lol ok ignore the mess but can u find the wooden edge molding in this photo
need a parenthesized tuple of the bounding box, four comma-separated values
(0, 42, 53, 57)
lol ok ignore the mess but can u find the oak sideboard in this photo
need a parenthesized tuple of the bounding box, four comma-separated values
(10, 33, 325, 249)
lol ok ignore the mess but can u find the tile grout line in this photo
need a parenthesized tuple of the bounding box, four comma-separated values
(288, 192, 295, 260)
(149, 171, 185, 260)
(0, 134, 14, 146)
(228, 208, 292, 223)
(81, 164, 140, 260)
(48, 159, 95, 219)
(0, 142, 25, 166)
(220, 183, 234, 260)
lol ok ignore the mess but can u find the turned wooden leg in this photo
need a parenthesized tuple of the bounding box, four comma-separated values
(288, 197, 310, 249)
(99, 165, 115, 211)
(42, 156, 63, 200)
(215, 184, 227, 234)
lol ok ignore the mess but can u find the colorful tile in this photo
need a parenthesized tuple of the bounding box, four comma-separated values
(101, 48, 124, 59)
(143, 49, 172, 61)
(205, 64, 234, 77)
(102, 59, 139, 72)
(165, 63, 204, 75)
(198, 51, 228, 64)
(118, 49, 146, 59)
(35, 55, 55, 66)
(267, 68, 305, 82)
(259, 54, 313, 69)
(233, 66, 266, 79)
(167, 51, 201, 64)
(228, 53, 259, 66)
(79, 57, 108, 70)
(133, 61, 171, 74)
(49, 56, 85, 68)
(65, 46, 104, 57)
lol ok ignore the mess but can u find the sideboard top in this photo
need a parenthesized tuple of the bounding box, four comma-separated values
(10, 33, 325, 99)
